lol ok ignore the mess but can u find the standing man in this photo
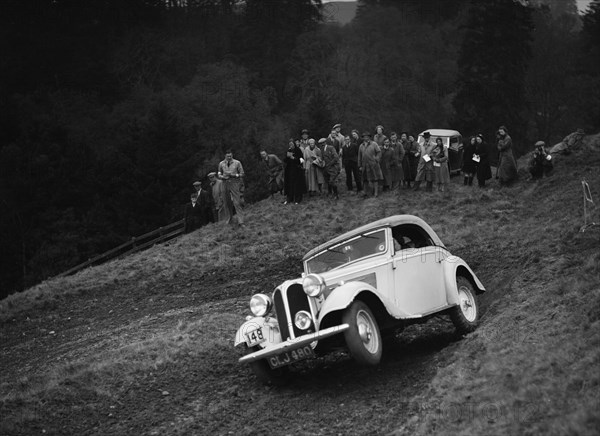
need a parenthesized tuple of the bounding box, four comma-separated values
(341, 131, 362, 194)
(329, 123, 345, 154)
(217, 150, 245, 225)
(358, 131, 383, 198)
(321, 137, 341, 200)
(183, 193, 202, 233)
(259, 150, 284, 197)
(193, 180, 214, 226)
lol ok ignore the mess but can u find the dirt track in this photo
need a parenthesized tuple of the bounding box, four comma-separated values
(0, 256, 478, 436)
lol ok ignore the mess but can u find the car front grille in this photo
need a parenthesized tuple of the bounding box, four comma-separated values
(273, 284, 313, 340)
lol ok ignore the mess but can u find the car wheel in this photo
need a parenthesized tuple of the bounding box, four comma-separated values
(449, 276, 479, 334)
(246, 346, 290, 386)
(342, 301, 382, 366)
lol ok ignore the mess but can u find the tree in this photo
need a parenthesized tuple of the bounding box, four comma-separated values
(452, 0, 534, 155)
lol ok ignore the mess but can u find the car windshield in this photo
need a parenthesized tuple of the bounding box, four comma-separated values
(305, 230, 387, 273)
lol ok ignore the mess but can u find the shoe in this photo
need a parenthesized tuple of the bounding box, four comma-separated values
(294, 202, 299, 205)
(283, 201, 288, 205)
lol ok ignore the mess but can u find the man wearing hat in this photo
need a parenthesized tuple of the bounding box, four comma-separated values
(413, 131, 436, 192)
(341, 130, 362, 194)
(358, 131, 383, 197)
(528, 140, 553, 180)
(183, 192, 202, 233)
(192, 180, 214, 227)
(321, 137, 341, 200)
(329, 123, 344, 154)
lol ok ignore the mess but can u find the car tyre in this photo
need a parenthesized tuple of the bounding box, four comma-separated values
(246, 346, 290, 386)
(342, 301, 382, 366)
(450, 276, 479, 334)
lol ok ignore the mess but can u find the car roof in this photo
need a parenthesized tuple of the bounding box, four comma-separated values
(418, 129, 461, 137)
(302, 215, 444, 261)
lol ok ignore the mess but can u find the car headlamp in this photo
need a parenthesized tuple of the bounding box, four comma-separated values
(294, 310, 312, 330)
(249, 293, 272, 317)
(302, 274, 326, 297)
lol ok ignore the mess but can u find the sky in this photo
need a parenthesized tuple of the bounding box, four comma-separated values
(321, 0, 594, 13)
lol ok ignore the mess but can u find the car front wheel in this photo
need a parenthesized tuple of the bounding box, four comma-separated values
(342, 301, 382, 366)
(449, 276, 480, 334)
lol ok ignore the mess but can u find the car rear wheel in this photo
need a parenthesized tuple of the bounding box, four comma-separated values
(246, 346, 289, 386)
(342, 301, 382, 366)
(449, 276, 479, 334)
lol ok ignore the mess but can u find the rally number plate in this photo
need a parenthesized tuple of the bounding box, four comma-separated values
(267, 345, 315, 369)
(245, 328, 266, 347)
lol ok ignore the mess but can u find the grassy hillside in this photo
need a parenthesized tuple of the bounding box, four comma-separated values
(1, 136, 599, 435)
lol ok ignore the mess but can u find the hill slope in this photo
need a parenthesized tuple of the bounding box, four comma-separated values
(1, 136, 599, 435)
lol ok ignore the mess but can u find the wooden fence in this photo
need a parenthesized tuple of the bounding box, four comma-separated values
(57, 219, 185, 278)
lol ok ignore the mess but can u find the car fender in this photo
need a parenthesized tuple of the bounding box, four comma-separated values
(233, 316, 282, 348)
(317, 281, 395, 325)
(442, 256, 486, 306)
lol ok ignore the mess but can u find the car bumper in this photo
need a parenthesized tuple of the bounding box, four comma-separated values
(239, 323, 350, 363)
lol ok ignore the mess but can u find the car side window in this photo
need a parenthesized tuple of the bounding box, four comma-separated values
(392, 224, 434, 252)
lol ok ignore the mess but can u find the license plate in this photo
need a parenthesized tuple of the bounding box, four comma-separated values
(245, 328, 265, 347)
(267, 345, 315, 369)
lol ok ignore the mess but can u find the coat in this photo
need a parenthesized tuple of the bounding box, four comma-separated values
(415, 141, 436, 182)
(475, 140, 492, 181)
(497, 134, 518, 184)
(304, 146, 325, 191)
(358, 140, 383, 182)
(462, 139, 478, 174)
(261, 154, 284, 193)
(391, 141, 405, 183)
(432, 145, 450, 184)
(284, 146, 306, 197)
(402, 140, 419, 181)
(322, 144, 341, 182)
(380, 146, 395, 187)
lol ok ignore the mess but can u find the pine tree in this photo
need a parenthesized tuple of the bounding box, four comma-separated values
(452, 0, 533, 154)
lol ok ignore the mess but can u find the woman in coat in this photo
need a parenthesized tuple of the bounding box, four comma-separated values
(496, 125, 518, 186)
(475, 134, 492, 187)
(462, 136, 478, 186)
(283, 139, 306, 204)
(432, 137, 450, 192)
(321, 138, 341, 199)
(402, 134, 419, 187)
(380, 138, 395, 191)
(390, 132, 404, 190)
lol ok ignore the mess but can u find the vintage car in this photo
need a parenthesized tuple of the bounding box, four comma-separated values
(234, 215, 485, 384)
(417, 129, 464, 174)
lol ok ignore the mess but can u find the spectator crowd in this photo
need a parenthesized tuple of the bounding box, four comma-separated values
(184, 121, 563, 231)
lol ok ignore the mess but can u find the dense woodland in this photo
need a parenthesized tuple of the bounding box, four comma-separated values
(1, 0, 599, 298)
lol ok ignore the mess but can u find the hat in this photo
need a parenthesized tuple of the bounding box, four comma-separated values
(207, 172, 217, 178)
(332, 123, 341, 130)
(351, 129, 359, 135)
(301, 129, 309, 135)
(477, 133, 484, 139)
(498, 125, 508, 133)
(535, 140, 546, 147)
(423, 131, 431, 138)
(318, 138, 327, 144)
(362, 131, 372, 138)
(376, 124, 384, 131)
(193, 181, 201, 186)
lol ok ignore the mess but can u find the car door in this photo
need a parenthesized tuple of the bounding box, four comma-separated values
(390, 224, 447, 316)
